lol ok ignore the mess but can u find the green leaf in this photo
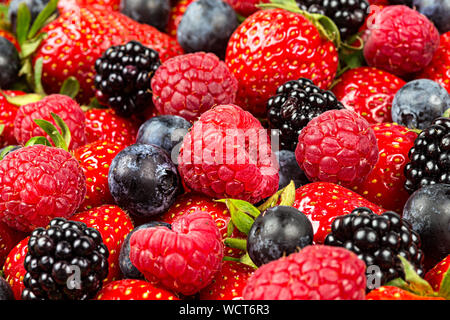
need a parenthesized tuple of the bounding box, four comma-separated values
(27, 0, 58, 39)
(0, 145, 19, 160)
(226, 220, 235, 237)
(398, 255, 436, 296)
(224, 238, 247, 251)
(24, 136, 52, 147)
(50, 113, 71, 149)
(33, 119, 68, 151)
(222, 256, 241, 262)
(59, 77, 80, 99)
(443, 108, 450, 118)
(217, 199, 255, 235)
(239, 252, 258, 269)
(438, 266, 450, 299)
(16, 2, 31, 46)
(33, 57, 46, 95)
(2, 92, 43, 106)
(228, 199, 260, 218)
(0, 124, 4, 136)
(278, 180, 296, 206)
(20, 32, 47, 59)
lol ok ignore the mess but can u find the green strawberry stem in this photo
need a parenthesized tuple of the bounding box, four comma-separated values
(443, 108, 450, 118)
(29, 113, 72, 151)
(59, 76, 80, 99)
(257, 180, 296, 212)
(224, 238, 247, 251)
(0, 145, 19, 160)
(0, 124, 4, 136)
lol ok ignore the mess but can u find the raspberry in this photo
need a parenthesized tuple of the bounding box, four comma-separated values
(295, 109, 379, 187)
(129, 211, 223, 296)
(13, 94, 87, 150)
(363, 5, 440, 76)
(242, 245, 367, 300)
(177, 104, 279, 204)
(151, 52, 238, 122)
(0, 144, 86, 232)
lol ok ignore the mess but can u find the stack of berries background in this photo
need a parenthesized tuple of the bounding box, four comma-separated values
(0, 0, 449, 301)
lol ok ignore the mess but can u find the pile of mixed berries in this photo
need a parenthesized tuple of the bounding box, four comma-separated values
(0, 0, 448, 301)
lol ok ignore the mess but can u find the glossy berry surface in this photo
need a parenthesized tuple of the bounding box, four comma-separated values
(247, 206, 314, 267)
(324, 207, 425, 286)
(275, 150, 309, 190)
(0, 276, 14, 300)
(21, 218, 109, 300)
(120, 0, 171, 32)
(413, 0, 450, 33)
(94, 40, 161, 117)
(0, 37, 20, 88)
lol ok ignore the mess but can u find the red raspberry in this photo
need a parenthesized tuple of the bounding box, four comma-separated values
(363, 5, 440, 76)
(177, 104, 279, 204)
(295, 109, 379, 188)
(151, 52, 238, 122)
(225, 0, 269, 17)
(0, 144, 86, 232)
(129, 211, 224, 296)
(13, 94, 87, 150)
(242, 245, 367, 300)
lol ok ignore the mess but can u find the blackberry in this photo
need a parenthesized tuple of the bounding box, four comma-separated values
(296, 0, 369, 40)
(21, 218, 109, 300)
(267, 78, 343, 151)
(324, 207, 425, 286)
(404, 117, 450, 193)
(94, 40, 161, 117)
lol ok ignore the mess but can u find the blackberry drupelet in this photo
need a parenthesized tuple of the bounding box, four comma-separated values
(296, 0, 369, 40)
(324, 207, 425, 287)
(22, 218, 109, 300)
(404, 117, 450, 193)
(267, 78, 343, 151)
(94, 40, 161, 117)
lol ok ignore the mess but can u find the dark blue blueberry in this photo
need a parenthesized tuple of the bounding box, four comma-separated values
(136, 115, 192, 161)
(118, 221, 171, 279)
(8, 0, 56, 35)
(0, 277, 14, 300)
(120, 0, 171, 32)
(275, 150, 309, 190)
(0, 37, 20, 89)
(108, 143, 181, 218)
(247, 206, 314, 267)
(413, 0, 450, 33)
(402, 183, 450, 269)
(391, 79, 450, 130)
(177, 0, 239, 59)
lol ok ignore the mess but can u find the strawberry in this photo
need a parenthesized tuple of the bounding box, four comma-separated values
(417, 32, 450, 94)
(58, 0, 121, 12)
(332, 67, 405, 124)
(0, 222, 26, 268)
(2, 237, 29, 300)
(225, 8, 339, 117)
(32, 6, 183, 104)
(425, 255, 450, 292)
(366, 286, 445, 300)
(352, 123, 417, 213)
(0, 90, 25, 148)
(95, 279, 179, 300)
(71, 205, 134, 285)
(84, 108, 138, 146)
(199, 260, 255, 300)
(292, 182, 384, 243)
(73, 140, 125, 211)
(166, 0, 195, 38)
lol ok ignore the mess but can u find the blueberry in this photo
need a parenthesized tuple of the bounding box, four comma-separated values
(402, 183, 450, 269)
(247, 206, 314, 267)
(177, 0, 239, 59)
(413, 0, 450, 33)
(275, 150, 310, 190)
(0, 37, 20, 89)
(8, 0, 56, 35)
(391, 79, 450, 130)
(108, 143, 181, 218)
(120, 0, 171, 32)
(0, 277, 14, 300)
(118, 221, 171, 279)
(136, 115, 192, 160)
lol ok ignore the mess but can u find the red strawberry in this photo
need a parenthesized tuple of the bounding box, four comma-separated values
(425, 255, 450, 292)
(0, 222, 26, 267)
(199, 260, 255, 300)
(58, 0, 121, 12)
(166, 0, 195, 38)
(2, 237, 29, 300)
(352, 123, 417, 213)
(33, 6, 183, 104)
(292, 182, 384, 243)
(95, 279, 179, 300)
(73, 140, 125, 211)
(84, 108, 138, 146)
(225, 8, 339, 117)
(366, 286, 445, 300)
(332, 67, 405, 124)
(71, 205, 134, 284)
(0, 90, 25, 148)
(417, 32, 450, 94)
(129, 211, 224, 296)
(160, 192, 244, 258)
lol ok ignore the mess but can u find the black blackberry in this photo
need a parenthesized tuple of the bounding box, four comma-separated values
(404, 117, 450, 194)
(21, 218, 109, 300)
(94, 40, 161, 117)
(267, 78, 343, 151)
(324, 207, 425, 287)
(296, 0, 369, 40)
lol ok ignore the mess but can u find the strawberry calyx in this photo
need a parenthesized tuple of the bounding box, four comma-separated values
(25, 112, 72, 151)
(443, 108, 450, 118)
